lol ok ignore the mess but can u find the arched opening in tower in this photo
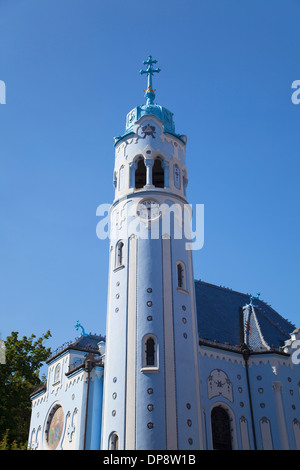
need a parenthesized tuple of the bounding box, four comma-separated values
(135, 158, 146, 189)
(152, 158, 164, 188)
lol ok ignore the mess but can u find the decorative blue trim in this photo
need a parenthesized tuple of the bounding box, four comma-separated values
(114, 126, 186, 148)
(114, 132, 136, 146)
(112, 190, 188, 208)
(164, 131, 187, 145)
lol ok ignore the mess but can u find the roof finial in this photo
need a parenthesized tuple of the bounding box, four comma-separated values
(140, 55, 161, 105)
(75, 320, 88, 337)
(249, 293, 261, 306)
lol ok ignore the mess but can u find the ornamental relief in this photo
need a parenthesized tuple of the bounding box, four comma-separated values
(207, 369, 233, 402)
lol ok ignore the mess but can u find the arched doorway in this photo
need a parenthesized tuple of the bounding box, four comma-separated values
(211, 406, 232, 450)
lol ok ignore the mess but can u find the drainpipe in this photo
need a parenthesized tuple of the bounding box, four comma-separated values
(83, 353, 95, 450)
(241, 344, 257, 450)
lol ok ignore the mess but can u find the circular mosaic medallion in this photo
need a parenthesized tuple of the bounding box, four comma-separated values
(46, 405, 64, 450)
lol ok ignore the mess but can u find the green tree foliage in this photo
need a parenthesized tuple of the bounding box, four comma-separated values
(0, 330, 51, 449)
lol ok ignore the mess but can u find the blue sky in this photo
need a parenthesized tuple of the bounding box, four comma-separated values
(0, 0, 299, 354)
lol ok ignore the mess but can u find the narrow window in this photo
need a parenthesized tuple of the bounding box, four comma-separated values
(177, 262, 186, 290)
(177, 263, 183, 288)
(54, 363, 61, 384)
(211, 406, 232, 450)
(174, 165, 181, 189)
(118, 165, 125, 191)
(183, 170, 188, 196)
(142, 335, 158, 370)
(152, 158, 164, 188)
(109, 432, 119, 450)
(146, 337, 155, 366)
(135, 158, 146, 189)
(113, 170, 117, 189)
(116, 241, 124, 268)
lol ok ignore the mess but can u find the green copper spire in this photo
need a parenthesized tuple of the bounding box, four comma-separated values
(140, 55, 161, 105)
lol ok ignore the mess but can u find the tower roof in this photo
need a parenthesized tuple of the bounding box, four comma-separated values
(114, 55, 180, 145)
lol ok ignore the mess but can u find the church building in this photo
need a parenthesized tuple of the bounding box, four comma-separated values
(28, 57, 300, 451)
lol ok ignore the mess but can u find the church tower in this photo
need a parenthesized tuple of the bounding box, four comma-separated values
(101, 57, 202, 450)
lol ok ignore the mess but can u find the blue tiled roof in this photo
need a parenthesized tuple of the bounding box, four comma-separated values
(47, 334, 105, 363)
(71, 334, 105, 351)
(195, 281, 295, 349)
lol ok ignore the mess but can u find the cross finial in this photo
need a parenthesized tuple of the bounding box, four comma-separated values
(140, 55, 161, 105)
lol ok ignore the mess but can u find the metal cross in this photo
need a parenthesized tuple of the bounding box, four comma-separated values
(140, 55, 161, 91)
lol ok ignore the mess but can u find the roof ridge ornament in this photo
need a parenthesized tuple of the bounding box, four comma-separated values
(75, 320, 88, 337)
(249, 292, 260, 306)
(140, 55, 161, 106)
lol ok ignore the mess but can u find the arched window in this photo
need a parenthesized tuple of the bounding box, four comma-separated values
(118, 165, 125, 191)
(113, 170, 117, 189)
(53, 363, 61, 384)
(174, 165, 181, 189)
(115, 240, 124, 268)
(177, 261, 186, 290)
(182, 170, 188, 196)
(152, 158, 164, 188)
(211, 406, 232, 450)
(109, 432, 119, 450)
(146, 337, 155, 366)
(142, 335, 158, 370)
(135, 158, 146, 189)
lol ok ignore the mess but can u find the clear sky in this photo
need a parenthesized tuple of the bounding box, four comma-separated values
(0, 0, 299, 355)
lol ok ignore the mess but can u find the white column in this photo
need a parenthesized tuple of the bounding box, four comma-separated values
(125, 235, 138, 449)
(162, 234, 177, 449)
(145, 158, 154, 187)
(293, 419, 300, 450)
(260, 417, 273, 450)
(187, 249, 203, 449)
(272, 381, 289, 450)
(129, 161, 138, 188)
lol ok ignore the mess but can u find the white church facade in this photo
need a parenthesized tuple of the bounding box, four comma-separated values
(28, 57, 300, 451)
